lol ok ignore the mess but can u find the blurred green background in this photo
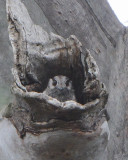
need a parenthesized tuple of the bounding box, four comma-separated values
(0, 0, 13, 109)
(0, 84, 12, 110)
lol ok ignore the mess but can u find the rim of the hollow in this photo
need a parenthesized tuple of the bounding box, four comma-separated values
(12, 83, 100, 111)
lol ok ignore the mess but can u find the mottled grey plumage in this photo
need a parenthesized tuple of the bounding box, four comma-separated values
(44, 75, 76, 102)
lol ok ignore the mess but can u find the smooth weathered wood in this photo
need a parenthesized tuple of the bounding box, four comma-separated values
(0, 117, 109, 160)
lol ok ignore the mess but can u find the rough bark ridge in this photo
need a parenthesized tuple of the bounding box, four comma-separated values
(0, 0, 110, 159)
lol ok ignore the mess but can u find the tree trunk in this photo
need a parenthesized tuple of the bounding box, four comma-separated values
(0, 0, 128, 160)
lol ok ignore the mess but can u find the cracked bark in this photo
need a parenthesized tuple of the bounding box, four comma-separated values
(79, 0, 116, 48)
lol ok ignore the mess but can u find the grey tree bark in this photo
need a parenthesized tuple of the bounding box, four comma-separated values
(0, 0, 128, 160)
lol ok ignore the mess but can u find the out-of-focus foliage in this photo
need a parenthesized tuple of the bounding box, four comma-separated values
(0, 84, 12, 109)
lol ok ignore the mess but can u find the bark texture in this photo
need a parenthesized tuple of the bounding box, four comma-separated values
(0, 0, 13, 107)
(0, 0, 128, 160)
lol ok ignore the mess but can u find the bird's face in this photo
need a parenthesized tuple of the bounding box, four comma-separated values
(45, 75, 75, 102)
(48, 75, 73, 91)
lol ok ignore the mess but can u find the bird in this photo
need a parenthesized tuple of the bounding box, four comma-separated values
(43, 75, 76, 102)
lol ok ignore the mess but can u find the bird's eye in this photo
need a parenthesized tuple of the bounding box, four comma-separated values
(66, 79, 70, 86)
(52, 79, 57, 86)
